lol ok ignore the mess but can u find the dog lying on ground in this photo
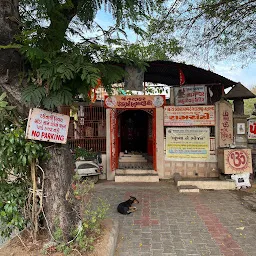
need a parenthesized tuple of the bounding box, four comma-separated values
(117, 196, 139, 214)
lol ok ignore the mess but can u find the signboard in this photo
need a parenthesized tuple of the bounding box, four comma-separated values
(104, 95, 165, 109)
(224, 149, 252, 174)
(216, 100, 233, 148)
(174, 85, 207, 106)
(166, 127, 210, 161)
(248, 118, 256, 139)
(26, 108, 70, 144)
(164, 105, 215, 126)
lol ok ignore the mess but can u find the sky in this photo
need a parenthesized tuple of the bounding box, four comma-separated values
(92, 8, 255, 90)
(213, 63, 255, 90)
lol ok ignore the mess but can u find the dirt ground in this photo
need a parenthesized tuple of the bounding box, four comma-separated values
(0, 219, 113, 256)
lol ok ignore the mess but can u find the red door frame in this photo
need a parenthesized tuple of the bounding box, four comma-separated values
(110, 108, 157, 171)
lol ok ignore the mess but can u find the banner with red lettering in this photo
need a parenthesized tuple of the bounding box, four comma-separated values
(25, 108, 70, 144)
(164, 105, 215, 126)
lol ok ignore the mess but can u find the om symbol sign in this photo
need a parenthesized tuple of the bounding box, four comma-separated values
(227, 150, 248, 170)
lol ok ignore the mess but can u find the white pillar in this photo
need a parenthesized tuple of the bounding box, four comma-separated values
(156, 108, 164, 178)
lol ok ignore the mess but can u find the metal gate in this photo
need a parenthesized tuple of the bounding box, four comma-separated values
(60, 105, 107, 153)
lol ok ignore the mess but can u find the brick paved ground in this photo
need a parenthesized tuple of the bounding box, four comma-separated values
(93, 180, 256, 256)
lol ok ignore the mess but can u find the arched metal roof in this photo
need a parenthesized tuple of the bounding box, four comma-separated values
(112, 60, 236, 89)
(143, 61, 236, 88)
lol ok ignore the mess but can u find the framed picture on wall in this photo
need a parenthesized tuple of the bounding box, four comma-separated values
(237, 123, 245, 135)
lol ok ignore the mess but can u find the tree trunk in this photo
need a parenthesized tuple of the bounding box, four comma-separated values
(0, 0, 76, 241)
(0, 0, 28, 117)
(41, 145, 76, 240)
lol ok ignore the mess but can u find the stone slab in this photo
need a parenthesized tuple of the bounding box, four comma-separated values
(115, 175, 159, 182)
(178, 185, 200, 193)
(177, 180, 236, 190)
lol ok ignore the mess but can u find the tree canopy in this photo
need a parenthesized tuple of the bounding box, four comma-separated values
(165, 0, 256, 65)
(12, 0, 181, 110)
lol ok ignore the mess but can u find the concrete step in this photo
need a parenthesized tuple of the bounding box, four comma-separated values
(177, 180, 235, 190)
(119, 158, 147, 163)
(115, 174, 159, 182)
(121, 154, 144, 158)
(118, 162, 153, 170)
(116, 169, 156, 175)
(178, 185, 200, 193)
(115, 168, 159, 182)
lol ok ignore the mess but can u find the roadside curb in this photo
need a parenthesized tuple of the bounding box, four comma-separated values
(108, 219, 119, 256)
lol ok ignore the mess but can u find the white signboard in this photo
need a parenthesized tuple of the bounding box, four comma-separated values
(166, 127, 210, 161)
(174, 85, 207, 106)
(164, 105, 215, 126)
(26, 108, 70, 144)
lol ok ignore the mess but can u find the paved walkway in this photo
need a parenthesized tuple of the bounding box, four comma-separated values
(93, 180, 256, 256)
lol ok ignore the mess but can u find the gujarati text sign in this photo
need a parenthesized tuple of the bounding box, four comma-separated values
(217, 101, 233, 147)
(26, 108, 70, 144)
(164, 105, 215, 126)
(224, 149, 252, 174)
(174, 85, 207, 106)
(166, 127, 210, 161)
(104, 95, 165, 109)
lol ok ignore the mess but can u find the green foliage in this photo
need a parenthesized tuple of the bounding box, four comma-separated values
(244, 87, 256, 116)
(0, 181, 28, 237)
(0, 92, 16, 129)
(52, 179, 109, 254)
(74, 148, 96, 160)
(14, 0, 182, 111)
(73, 198, 109, 252)
(22, 85, 46, 106)
(19, 43, 127, 109)
(0, 125, 47, 237)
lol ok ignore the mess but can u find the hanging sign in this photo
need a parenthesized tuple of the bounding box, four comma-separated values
(26, 108, 70, 144)
(224, 149, 252, 174)
(166, 127, 210, 161)
(174, 85, 207, 106)
(164, 105, 215, 126)
(104, 95, 165, 109)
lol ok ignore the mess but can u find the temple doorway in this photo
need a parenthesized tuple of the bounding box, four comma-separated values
(116, 109, 154, 170)
(120, 110, 149, 153)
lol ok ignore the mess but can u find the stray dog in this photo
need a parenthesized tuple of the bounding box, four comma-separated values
(117, 196, 139, 215)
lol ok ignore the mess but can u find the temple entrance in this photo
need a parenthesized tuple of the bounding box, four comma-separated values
(116, 109, 154, 170)
(120, 110, 149, 153)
